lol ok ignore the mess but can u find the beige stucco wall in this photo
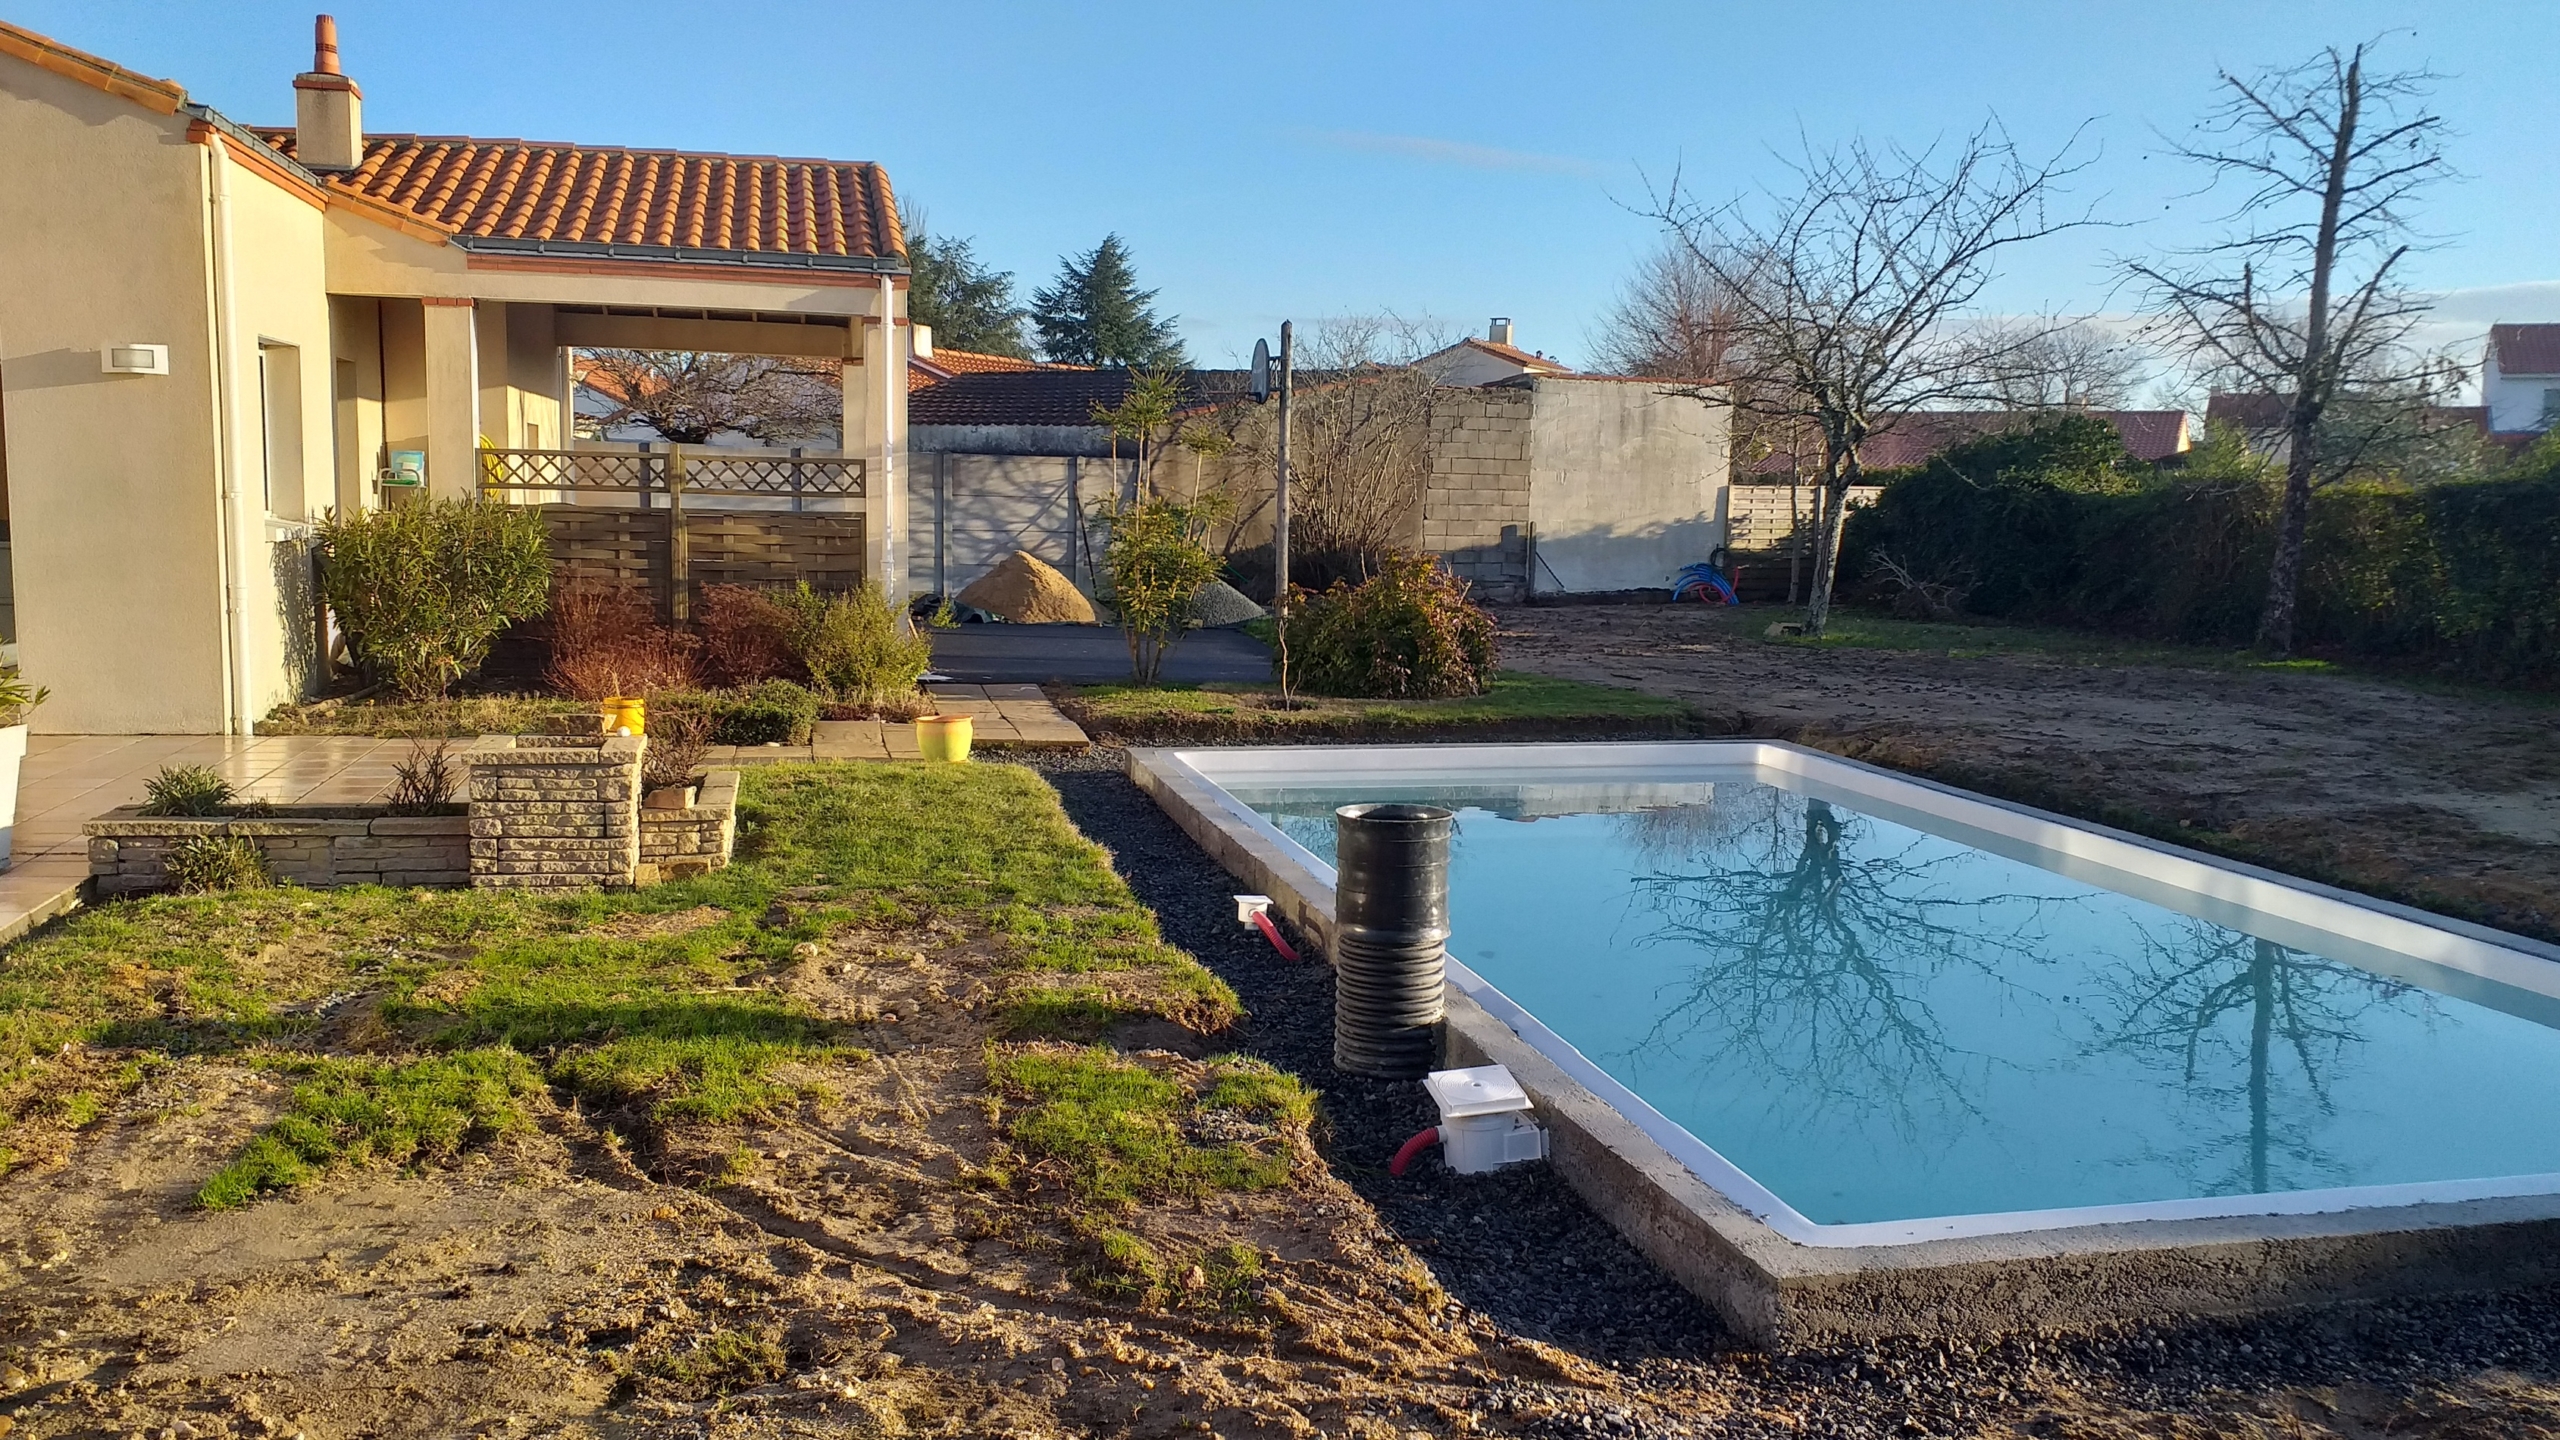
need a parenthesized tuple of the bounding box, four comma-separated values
(0, 56, 230, 732)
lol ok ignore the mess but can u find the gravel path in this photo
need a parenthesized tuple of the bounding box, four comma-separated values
(1021, 750, 2560, 1439)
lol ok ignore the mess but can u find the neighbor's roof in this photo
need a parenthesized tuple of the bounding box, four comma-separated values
(2491, 323, 2560, 377)
(1749, 409, 2193, 475)
(2205, 392, 2290, 431)
(1453, 337, 1575, 375)
(908, 348, 1063, 392)
(255, 130, 903, 269)
(908, 369, 1247, 427)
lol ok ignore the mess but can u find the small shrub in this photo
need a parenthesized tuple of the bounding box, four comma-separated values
(388, 739, 458, 814)
(694, 585, 800, 687)
(778, 582, 933, 706)
(139, 764, 235, 817)
(0, 671, 49, 728)
(545, 581, 698, 700)
(316, 497, 552, 698)
(642, 707, 711, 792)
(1278, 550, 1497, 698)
(1098, 496, 1226, 682)
(163, 835, 272, 894)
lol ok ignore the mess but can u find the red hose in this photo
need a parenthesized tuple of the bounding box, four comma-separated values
(1389, 1127, 1441, 1177)
(1252, 909, 1302, 962)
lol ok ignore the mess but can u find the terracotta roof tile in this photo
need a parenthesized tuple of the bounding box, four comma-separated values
(1464, 338, 1574, 373)
(909, 369, 1245, 427)
(2492, 324, 2560, 377)
(255, 130, 903, 265)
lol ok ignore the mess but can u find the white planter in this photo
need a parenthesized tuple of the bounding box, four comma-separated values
(0, 722, 24, 871)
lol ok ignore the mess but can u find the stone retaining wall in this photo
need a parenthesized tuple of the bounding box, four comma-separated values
(639, 770, 741, 882)
(88, 812, 470, 895)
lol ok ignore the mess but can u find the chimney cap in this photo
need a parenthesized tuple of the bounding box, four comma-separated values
(313, 14, 341, 75)
(1487, 317, 1516, 345)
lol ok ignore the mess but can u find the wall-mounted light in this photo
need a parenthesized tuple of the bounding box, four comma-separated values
(100, 344, 169, 375)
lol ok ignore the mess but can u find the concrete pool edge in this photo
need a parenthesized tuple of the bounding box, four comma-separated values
(1127, 740, 2560, 1344)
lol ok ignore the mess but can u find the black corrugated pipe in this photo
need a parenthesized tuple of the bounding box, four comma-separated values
(1332, 803, 1453, 1078)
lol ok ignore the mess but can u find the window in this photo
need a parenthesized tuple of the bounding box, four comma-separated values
(2542, 388, 2560, 431)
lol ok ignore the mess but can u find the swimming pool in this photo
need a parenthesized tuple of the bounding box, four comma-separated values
(1130, 742, 2560, 1323)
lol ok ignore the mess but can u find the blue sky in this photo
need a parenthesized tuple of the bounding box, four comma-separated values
(22, 2, 2559, 374)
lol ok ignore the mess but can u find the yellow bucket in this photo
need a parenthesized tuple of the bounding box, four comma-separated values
(601, 695, 647, 736)
(914, 714, 972, 763)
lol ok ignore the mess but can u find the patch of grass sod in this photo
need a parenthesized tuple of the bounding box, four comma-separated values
(256, 692, 590, 738)
(197, 1048, 542, 1208)
(1058, 670, 1697, 743)
(2, 763, 1236, 1196)
(985, 1044, 1311, 1204)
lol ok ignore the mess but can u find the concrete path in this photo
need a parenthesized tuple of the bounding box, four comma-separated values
(929, 625, 1272, 684)
(702, 684, 1087, 764)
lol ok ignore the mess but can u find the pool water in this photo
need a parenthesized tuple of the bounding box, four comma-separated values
(1238, 777, 2560, 1226)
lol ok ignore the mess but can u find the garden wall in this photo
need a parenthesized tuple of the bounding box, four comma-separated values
(88, 812, 470, 895)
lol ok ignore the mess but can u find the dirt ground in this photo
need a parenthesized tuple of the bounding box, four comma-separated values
(1496, 604, 2560, 943)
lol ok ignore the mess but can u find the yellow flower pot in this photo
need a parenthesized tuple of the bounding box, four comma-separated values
(602, 696, 647, 736)
(914, 714, 972, 763)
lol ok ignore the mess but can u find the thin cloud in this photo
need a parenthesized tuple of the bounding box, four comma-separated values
(1308, 129, 1599, 177)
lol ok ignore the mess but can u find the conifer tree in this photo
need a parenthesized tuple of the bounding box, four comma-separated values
(904, 226, 1032, 358)
(1031, 235, 1189, 368)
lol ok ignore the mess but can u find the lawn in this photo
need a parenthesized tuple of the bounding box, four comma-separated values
(1057, 670, 1700, 743)
(257, 690, 590, 737)
(0, 763, 1235, 1198)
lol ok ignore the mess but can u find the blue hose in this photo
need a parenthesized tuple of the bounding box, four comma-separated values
(1671, 562, 1739, 605)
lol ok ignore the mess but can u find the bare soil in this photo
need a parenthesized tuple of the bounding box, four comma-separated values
(1498, 605, 2560, 943)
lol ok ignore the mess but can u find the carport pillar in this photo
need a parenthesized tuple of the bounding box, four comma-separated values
(843, 276, 910, 605)
(421, 297, 481, 500)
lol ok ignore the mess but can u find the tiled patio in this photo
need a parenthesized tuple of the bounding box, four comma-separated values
(0, 685, 1088, 945)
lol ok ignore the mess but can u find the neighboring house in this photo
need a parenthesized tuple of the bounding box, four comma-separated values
(1747, 409, 2194, 477)
(1416, 318, 1577, 387)
(0, 16, 916, 732)
(2203, 392, 2492, 464)
(905, 318, 1732, 601)
(2485, 324, 2560, 438)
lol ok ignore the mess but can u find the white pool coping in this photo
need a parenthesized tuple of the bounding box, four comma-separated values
(1146, 740, 2560, 1249)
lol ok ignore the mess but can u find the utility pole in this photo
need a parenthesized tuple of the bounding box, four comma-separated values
(1273, 319, 1293, 614)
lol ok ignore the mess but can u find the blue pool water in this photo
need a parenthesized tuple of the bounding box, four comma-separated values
(1239, 778, 2560, 1225)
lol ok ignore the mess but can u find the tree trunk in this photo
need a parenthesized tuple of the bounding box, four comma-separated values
(2255, 425, 2317, 656)
(1802, 450, 1856, 638)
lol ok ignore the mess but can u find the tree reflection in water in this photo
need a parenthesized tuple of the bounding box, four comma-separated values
(1615, 791, 2069, 1138)
(2092, 922, 2421, 1194)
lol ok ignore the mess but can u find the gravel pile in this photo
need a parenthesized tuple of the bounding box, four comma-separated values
(1022, 749, 2560, 1439)
(1189, 578, 1267, 627)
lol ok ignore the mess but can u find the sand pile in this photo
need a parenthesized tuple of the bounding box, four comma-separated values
(1189, 579, 1266, 626)
(956, 550, 1098, 624)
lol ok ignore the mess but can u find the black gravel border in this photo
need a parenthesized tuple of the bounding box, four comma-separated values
(1017, 750, 2560, 1439)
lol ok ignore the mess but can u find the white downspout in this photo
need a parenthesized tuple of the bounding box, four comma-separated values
(204, 132, 255, 735)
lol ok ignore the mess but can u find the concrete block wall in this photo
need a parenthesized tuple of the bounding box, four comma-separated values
(88, 813, 470, 894)
(638, 769, 741, 881)
(1422, 387, 1536, 601)
(467, 734, 643, 889)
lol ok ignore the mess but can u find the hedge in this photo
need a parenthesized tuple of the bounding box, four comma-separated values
(1840, 420, 2560, 687)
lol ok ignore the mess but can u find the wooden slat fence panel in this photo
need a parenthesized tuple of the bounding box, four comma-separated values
(539, 505, 866, 611)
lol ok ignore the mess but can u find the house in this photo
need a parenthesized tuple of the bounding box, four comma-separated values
(1748, 409, 2194, 476)
(2485, 324, 2560, 438)
(0, 15, 916, 733)
(2203, 392, 2492, 464)
(1416, 319, 1577, 387)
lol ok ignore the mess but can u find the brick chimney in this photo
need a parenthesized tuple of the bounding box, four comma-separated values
(292, 14, 363, 172)
(1487, 317, 1515, 347)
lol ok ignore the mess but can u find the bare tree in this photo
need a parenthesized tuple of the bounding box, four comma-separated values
(1591, 240, 1750, 379)
(1213, 314, 1454, 581)
(577, 349, 842, 446)
(1970, 320, 2148, 409)
(1645, 125, 2095, 636)
(2125, 43, 2449, 656)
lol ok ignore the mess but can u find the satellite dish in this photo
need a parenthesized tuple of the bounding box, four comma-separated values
(1249, 337, 1273, 402)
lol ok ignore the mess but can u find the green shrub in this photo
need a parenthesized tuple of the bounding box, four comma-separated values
(163, 835, 272, 894)
(653, 680, 819, 746)
(1098, 497, 1226, 682)
(1841, 423, 2560, 685)
(316, 497, 552, 698)
(139, 764, 236, 817)
(1279, 550, 1497, 698)
(776, 582, 934, 705)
